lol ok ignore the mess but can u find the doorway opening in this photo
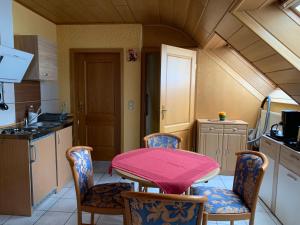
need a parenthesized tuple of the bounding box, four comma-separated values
(141, 48, 161, 144)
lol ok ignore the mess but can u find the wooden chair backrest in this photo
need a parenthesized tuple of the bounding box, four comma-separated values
(143, 132, 182, 149)
(66, 146, 94, 210)
(233, 151, 269, 212)
(122, 191, 207, 225)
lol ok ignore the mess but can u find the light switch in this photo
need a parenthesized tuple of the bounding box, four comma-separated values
(128, 100, 135, 111)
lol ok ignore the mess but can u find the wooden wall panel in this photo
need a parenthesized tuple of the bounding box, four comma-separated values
(240, 40, 277, 61)
(215, 13, 243, 40)
(14, 81, 41, 122)
(227, 26, 260, 50)
(266, 69, 300, 84)
(253, 54, 294, 73)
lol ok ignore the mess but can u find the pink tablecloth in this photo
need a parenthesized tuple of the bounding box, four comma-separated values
(111, 148, 219, 194)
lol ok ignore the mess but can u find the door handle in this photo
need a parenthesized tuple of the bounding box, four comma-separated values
(161, 105, 167, 120)
(30, 145, 37, 163)
(78, 101, 84, 112)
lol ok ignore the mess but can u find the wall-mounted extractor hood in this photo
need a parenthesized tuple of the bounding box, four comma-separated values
(0, 0, 33, 83)
(0, 45, 33, 83)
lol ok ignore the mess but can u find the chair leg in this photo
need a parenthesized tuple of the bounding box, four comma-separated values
(77, 211, 82, 225)
(202, 212, 208, 225)
(230, 221, 234, 225)
(91, 212, 95, 225)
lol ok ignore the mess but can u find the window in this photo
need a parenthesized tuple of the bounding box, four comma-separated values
(294, 4, 300, 15)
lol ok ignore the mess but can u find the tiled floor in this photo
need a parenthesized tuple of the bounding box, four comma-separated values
(0, 161, 282, 225)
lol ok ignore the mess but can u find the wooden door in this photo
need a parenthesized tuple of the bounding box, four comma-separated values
(160, 44, 196, 150)
(56, 126, 73, 191)
(31, 134, 56, 205)
(74, 52, 121, 160)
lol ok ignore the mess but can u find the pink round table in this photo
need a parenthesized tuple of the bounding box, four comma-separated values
(111, 148, 220, 194)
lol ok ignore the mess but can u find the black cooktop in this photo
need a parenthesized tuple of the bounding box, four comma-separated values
(266, 134, 300, 152)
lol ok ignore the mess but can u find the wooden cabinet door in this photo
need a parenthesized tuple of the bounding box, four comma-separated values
(276, 165, 300, 225)
(37, 37, 57, 80)
(56, 126, 73, 190)
(31, 134, 56, 205)
(160, 44, 196, 150)
(222, 133, 247, 174)
(198, 132, 223, 166)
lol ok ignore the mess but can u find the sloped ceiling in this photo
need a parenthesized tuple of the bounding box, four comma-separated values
(15, 0, 235, 46)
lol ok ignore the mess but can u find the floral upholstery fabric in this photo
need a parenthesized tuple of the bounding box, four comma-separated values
(192, 186, 250, 214)
(128, 198, 202, 225)
(147, 135, 180, 149)
(82, 183, 133, 208)
(233, 154, 263, 209)
(70, 149, 94, 201)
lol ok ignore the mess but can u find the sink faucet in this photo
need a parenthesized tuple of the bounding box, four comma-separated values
(27, 105, 42, 126)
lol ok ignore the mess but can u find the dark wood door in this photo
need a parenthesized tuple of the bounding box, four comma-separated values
(74, 52, 121, 160)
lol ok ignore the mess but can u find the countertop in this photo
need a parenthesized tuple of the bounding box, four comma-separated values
(0, 118, 73, 140)
(197, 119, 248, 125)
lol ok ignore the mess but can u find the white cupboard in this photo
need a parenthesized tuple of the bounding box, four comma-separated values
(259, 136, 281, 211)
(197, 119, 248, 175)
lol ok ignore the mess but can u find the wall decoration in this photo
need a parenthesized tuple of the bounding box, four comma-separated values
(128, 48, 138, 62)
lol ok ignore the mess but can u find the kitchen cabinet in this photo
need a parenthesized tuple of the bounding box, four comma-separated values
(197, 119, 248, 175)
(14, 35, 57, 80)
(31, 134, 57, 205)
(276, 164, 300, 225)
(56, 126, 73, 190)
(258, 136, 281, 212)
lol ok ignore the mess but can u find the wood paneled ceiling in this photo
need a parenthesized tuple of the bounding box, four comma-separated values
(15, 0, 235, 46)
(215, 11, 300, 104)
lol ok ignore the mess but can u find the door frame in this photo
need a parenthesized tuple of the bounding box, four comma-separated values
(140, 47, 160, 146)
(70, 48, 124, 152)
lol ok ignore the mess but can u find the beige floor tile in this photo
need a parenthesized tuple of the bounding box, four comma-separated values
(65, 212, 100, 225)
(3, 210, 45, 225)
(48, 198, 76, 213)
(34, 197, 58, 211)
(0, 215, 10, 225)
(62, 188, 76, 199)
(97, 215, 123, 225)
(34, 211, 72, 225)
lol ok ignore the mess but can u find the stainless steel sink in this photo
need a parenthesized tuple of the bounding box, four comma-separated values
(29, 121, 61, 128)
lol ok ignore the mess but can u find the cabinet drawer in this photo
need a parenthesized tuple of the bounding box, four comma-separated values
(223, 128, 247, 134)
(280, 145, 300, 176)
(224, 124, 247, 130)
(260, 136, 280, 160)
(200, 127, 223, 134)
(200, 123, 223, 129)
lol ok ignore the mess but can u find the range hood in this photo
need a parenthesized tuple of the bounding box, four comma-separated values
(0, 45, 33, 83)
(0, 0, 33, 83)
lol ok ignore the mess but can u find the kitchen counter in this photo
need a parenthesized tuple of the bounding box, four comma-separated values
(0, 118, 73, 140)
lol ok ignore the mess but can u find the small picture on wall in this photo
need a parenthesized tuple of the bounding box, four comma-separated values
(127, 48, 138, 62)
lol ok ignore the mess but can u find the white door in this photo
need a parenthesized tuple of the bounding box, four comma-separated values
(160, 44, 196, 150)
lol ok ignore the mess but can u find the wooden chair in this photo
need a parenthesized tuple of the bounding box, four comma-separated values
(191, 151, 269, 225)
(122, 191, 208, 225)
(66, 146, 133, 225)
(144, 132, 182, 149)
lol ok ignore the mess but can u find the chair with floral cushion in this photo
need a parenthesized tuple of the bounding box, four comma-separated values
(122, 191, 208, 225)
(66, 146, 133, 225)
(144, 133, 182, 149)
(191, 151, 268, 225)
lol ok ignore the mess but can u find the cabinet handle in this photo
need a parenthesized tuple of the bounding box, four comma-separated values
(290, 154, 300, 161)
(287, 173, 298, 181)
(57, 134, 60, 144)
(232, 128, 238, 132)
(44, 73, 48, 76)
(264, 140, 271, 146)
(30, 145, 37, 163)
(209, 127, 214, 131)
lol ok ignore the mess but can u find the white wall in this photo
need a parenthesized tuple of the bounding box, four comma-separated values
(0, 0, 15, 126)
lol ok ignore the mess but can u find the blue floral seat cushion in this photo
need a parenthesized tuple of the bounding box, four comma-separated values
(192, 186, 250, 214)
(82, 182, 133, 208)
(147, 135, 179, 149)
(129, 198, 201, 225)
